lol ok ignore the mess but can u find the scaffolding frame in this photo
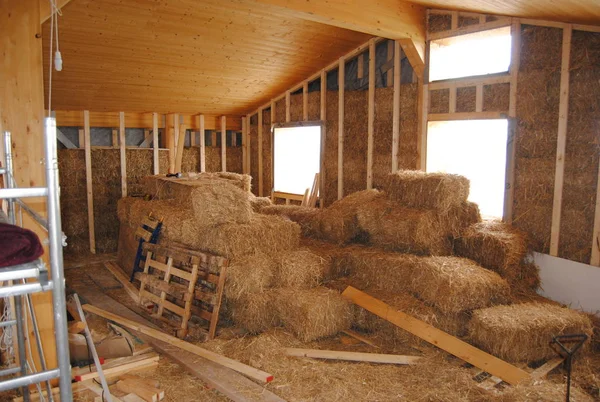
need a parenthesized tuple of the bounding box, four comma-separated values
(0, 118, 72, 401)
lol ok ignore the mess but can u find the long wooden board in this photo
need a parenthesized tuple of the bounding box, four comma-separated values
(341, 286, 531, 385)
(83, 304, 274, 384)
(285, 348, 420, 365)
(105, 261, 140, 303)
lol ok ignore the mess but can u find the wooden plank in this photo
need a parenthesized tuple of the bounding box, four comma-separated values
(165, 114, 175, 173)
(417, 81, 428, 170)
(341, 286, 531, 385)
(428, 111, 507, 121)
(531, 358, 564, 380)
(152, 113, 159, 175)
(285, 348, 420, 365)
(112, 129, 119, 148)
(592, 159, 600, 266)
(451, 11, 458, 29)
(320, 70, 326, 121)
(392, 40, 401, 173)
(174, 122, 186, 173)
(337, 57, 345, 200)
(105, 262, 140, 303)
(357, 54, 364, 79)
(79, 128, 85, 148)
(319, 70, 327, 206)
(221, 116, 226, 172)
(56, 128, 77, 149)
(74, 356, 159, 382)
(147, 260, 192, 282)
(475, 84, 483, 112)
(155, 257, 174, 318)
(135, 272, 192, 302)
(119, 112, 127, 197)
(83, 304, 274, 383)
(258, 109, 263, 196)
(198, 115, 206, 173)
(285, 91, 291, 123)
(428, 74, 511, 91)
(208, 263, 227, 340)
(84, 110, 96, 254)
(116, 379, 163, 402)
(366, 39, 375, 190)
(241, 116, 247, 174)
(303, 82, 309, 121)
(428, 18, 512, 41)
(68, 321, 86, 334)
(549, 25, 572, 256)
(449, 87, 457, 113)
(342, 329, 380, 348)
(138, 129, 153, 147)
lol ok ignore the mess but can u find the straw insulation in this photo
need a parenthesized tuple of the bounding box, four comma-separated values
(513, 25, 562, 254)
(398, 83, 419, 170)
(126, 149, 169, 196)
(456, 86, 476, 113)
(373, 87, 393, 186)
(259, 205, 322, 238)
(249, 114, 259, 196)
(227, 146, 243, 174)
(343, 90, 368, 196)
(91, 149, 121, 253)
(559, 30, 600, 263)
(205, 146, 222, 173)
(262, 109, 273, 196)
(323, 91, 339, 207)
(58, 149, 89, 255)
(290, 92, 303, 122)
(307, 90, 321, 121)
(483, 83, 510, 112)
(181, 147, 200, 173)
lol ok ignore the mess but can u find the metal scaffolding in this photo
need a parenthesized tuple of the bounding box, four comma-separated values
(0, 118, 72, 401)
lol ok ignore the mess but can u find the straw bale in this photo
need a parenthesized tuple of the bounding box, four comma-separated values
(126, 149, 169, 196)
(483, 83, 510, 112)
(249, 117, 259, 196)
(204, 146, 222, 172)
(456, 86, 476, 113)
(429, 89, 449, 114)
(290, 92, 303, 122)
(274, 287, 353, 341)
(225, 254, 276, 301)
(299, 238, 354, 280)
(428, 14, 451, 33)
(440, 201, 481, 237)
(559, 208, 595, 263)
(229, 292, 280, 334)
(117, 224, 138, 276)
(211, 172, 252, 192)
(343, 90, 368, 196)
(344, 248, 510, 314)
(226, 146, 243, 174)
(454, 221, 530, 280)
(248, 194, 272, 212)
(520, 25, 563, 71)
(373, 87, 394, 186)
(458, 15, 479, 27)
(307, 90, 321, 121)
(378, 170, 470, 213)
(262, 109, 273, 196)
(469, 303, 593, 362)
(320, 189, 381, 244)
(91, 149, 122, 253)
(189, 214, 301, 259)
(259, 205, 322, 238)
(356, 195, 453, 255)
(398, 83, 419, 170)
(323, 91, 339, 207)
(181, 147, 200, 173)
(273, 249, 325, 288)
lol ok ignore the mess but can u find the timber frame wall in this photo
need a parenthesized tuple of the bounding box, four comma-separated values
(54, 111, 243, 254)
(243, 10, 600, 268)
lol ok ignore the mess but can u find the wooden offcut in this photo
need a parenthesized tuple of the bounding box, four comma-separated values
(285, 348, 419, 365)
(341, 286, 531, 385)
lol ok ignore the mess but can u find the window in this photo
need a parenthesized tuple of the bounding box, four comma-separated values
(429, 27, 512, 81)
(426, 120, 508, 219)
(273, 125, 322, 195)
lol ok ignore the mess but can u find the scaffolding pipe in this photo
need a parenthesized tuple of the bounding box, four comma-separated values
(44, 117, 72, 402)
(3, 131, 14, 224)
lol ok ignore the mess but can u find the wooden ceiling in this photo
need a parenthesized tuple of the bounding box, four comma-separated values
(41, 0, 371, 116)
(417, 0, 600, 25)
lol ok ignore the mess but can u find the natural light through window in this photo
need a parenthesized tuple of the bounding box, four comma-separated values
(430, 27, 512, 81)
(273, 125, 321, 195)
(426, 120, 508, 219)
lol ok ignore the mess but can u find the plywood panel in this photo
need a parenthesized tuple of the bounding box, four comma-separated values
(41, 0, 371, 116)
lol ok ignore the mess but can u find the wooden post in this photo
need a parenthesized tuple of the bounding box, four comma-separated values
(112, 129, 118, 148)
(258, 110, 263, 196)
(392, 41, 401, 173)
(119, 112, 127, 197)
(84, 110, 96, 254)
(504, 19, 521, 223)
(451, 11, 458, 29)
(417, 41, 430, 171)
(320, 70, 327, 121)
(550, 25, 572, 256)
(79, 128, 85, 148)
(174, 117, 185, 173)
(303, 82, 309, 121)
(367, 39, 375, 189)
(387, 40, 394, 86)
(245, 115, 250, 175)
(165, 114, 176, 173)
(241, 116, 247, 174)
(338, 57, 345, 200)
(285, 91, 291, 123)
(357, 54, 364, 79)
(270, 101, 275, 195)
(190, 128, 196, 147)
(152, 113, 159, 175)
(475, 84, 483, 112)
(199, 115, 206, 172)
(592, 163, 600, 266)
(449, 87, 457, 113)
(320, 70, 327, 207)
(221, 115, 226, 172)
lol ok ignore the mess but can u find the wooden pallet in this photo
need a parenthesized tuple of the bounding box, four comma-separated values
(137, 243, 227, 340)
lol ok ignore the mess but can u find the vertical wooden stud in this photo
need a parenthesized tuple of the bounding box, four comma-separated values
(392, 41, 401, 173)
(119, 112, 127, 197)
(367, 39, 375, 189)
(449, 87, 457, 113)
(83, 110, 96, 254)
(357, 54, 364, 79)
(258, 110, 263, 196)
(451, 11, 458, 29)
(112, 129, 118, 148)
(505, 19, 521, 223)
(152, 112, 159, 175)
(387, 40, 394, 86)
(320, 70, 327, 121)
(242, 116, 247, 174)
(174, 118, 186, 173)
(285, 91, 291, 123)
(417, 41, 430, 171)
(165, 114, 176, 173)
(303, 82, 309, 121)
(246, 115, 251, 175)
(591, 162, 600, 266)
(320, 70, 327, 207)
(190, 128, 196, 147)
(78, 128, 85, 148)
(338, 58, 345, 200)
(270, 101, 275, 195)
(475, 84, 483, 112)
(221, 115, 227, 172)
(550, 25, 572, 256)
(199, 115, 206, 173)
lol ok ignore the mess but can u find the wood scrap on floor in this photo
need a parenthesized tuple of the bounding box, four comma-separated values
(116, 378, 165, 402)
(68, 320, 86, 334)
(72, 353, 160, 382)
(285, 348, 421, 365)
(342, 329, 380, 348)
(105, 260, 141, 303)
(83, 304, 274, 384)
(341, 286, 531, 385)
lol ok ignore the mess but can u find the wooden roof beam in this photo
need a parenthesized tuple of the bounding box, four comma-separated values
(251, 0, 426, 73)
(39, 0, 74, 24)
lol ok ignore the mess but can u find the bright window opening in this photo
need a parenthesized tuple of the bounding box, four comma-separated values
(430, 27, 512, 81)
(273, 125, 321, 195)
(426, 120, 508, 219)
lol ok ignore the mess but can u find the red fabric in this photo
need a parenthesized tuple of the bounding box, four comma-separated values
(0, 223, 44, 268)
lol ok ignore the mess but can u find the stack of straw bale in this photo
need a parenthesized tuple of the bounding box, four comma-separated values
(469, 303, 593, 362)
(260, 205, 323, 238)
